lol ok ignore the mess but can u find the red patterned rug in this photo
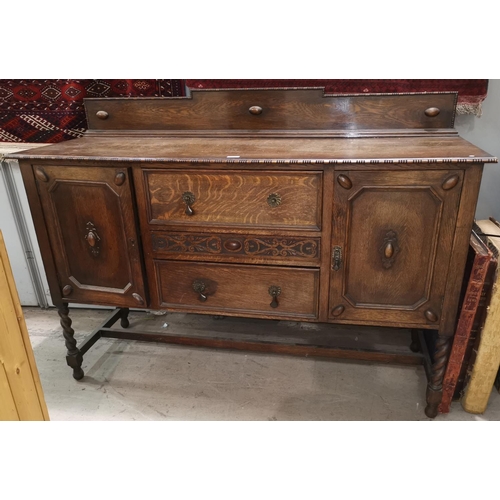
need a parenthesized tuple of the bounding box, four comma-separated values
(1, 79, 488, 143)
(0, 79, 185, 143)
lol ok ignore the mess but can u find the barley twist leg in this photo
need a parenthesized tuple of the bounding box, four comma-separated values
(58, 303, 84, 380)
(425, 335, 452, 418)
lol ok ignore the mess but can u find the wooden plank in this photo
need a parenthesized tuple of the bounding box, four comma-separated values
(83, 91, 457, 132)
(0, 362, 19, 421)
(0, 230, 49, 421)
(98, 327, 423, 366)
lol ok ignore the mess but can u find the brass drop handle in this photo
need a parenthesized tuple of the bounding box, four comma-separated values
(380, 230, 399, 269)
(87, 231, 97, 247)
(193, 280, 207, 302)
(268, 285, 281, 308)
(85, 222, 101, 256)
(384, 242, 394, 259)
(182, 191, 196, 216)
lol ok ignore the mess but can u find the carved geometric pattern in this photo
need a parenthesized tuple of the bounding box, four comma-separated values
(244, 238, 318, 257)
(152, 233, 319, 259)
(153, 234, 221, 253)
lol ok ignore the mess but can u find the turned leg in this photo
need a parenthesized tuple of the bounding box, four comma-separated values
(410, 329, 421, 352)
(120, 307, 130, 328)
(425, 335, 452, 418)
(57, 303, 84, 380)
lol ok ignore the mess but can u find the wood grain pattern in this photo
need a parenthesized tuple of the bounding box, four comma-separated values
(0, 231, 49, 420)
(8, 136, 496, 165)
(155, 260, 319, 319)
(439, 164, 484, 335)
(329, 169, 463, 326)
(145, 170, 322, 230)
(34, 165, 147, 307)
(19, 161, 65, 307)
(84, 90, 457, 131)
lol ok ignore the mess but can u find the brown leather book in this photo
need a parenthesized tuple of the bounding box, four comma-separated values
(453, 229, 498, 399)
(439, 227, 494, 413)
(461, 219, 500, 413)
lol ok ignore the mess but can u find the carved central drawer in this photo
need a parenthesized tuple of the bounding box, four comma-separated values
(155, 260, 319, 319)
(150, 231, 321, 266)
(143, 170, 322, 230)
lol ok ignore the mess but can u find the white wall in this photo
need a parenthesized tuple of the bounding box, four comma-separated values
(455, 79, 500, 220)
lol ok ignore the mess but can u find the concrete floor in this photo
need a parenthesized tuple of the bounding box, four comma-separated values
(23, 307, 500, 421)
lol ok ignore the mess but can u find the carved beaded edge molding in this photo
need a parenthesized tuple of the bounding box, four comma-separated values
(14, 155, 498, 164)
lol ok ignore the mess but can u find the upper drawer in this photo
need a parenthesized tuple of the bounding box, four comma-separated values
(142, 169, 322, 230)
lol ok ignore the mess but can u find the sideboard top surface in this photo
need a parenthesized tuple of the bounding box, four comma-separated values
(6, 89, 497, 165)
(9, 135, 497, 165)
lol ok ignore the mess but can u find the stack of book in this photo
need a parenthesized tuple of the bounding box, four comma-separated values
(439, 218, 500, 414)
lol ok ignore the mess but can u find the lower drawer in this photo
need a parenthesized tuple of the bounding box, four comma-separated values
(155, 261, 319, 319)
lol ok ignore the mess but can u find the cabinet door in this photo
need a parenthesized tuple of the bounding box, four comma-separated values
(34, 165, 146, 307)
(329, 169, 463, 327)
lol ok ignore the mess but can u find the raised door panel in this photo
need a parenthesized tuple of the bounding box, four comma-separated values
(34, 165, 146, 307)
(329, 170, 463, 327)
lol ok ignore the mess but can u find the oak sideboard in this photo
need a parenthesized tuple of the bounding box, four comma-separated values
(9, 88, 497, 418)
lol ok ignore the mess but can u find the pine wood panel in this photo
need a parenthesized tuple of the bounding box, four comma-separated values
(0, 231, 49, 421)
